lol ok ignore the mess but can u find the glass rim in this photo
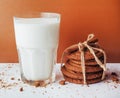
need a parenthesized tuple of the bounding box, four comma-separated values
(13, 12, 61, 19)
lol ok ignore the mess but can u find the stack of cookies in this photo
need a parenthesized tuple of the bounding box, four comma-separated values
(61, 34, 106, 84)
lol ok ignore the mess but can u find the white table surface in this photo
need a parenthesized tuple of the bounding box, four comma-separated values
(0, 63, 120, 98)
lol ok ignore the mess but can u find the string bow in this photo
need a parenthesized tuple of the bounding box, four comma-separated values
(78, 34, 106, 84)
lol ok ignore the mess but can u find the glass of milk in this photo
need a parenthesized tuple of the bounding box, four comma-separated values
(13, 12, 60, 86)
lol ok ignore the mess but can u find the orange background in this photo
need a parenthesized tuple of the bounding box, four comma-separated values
(0, 0, 120, 63)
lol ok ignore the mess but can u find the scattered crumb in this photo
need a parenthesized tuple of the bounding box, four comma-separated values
(33, 91, 36, 93)
(70, 95, 74, 98)
(42, 92, 45, 95)
(87, 85, 90, 87)
(8, 66, 12, 68)
(11, 77, 15, 80)
(18, 78, 20, 81)
(33, 81, 46, 87)
(111, 72, 118, 77)
(111, 76, 119, 82)
(1, 72, 4, 76)
(114, 85, 117, 88)
(66, 86, 68, 88)
(0, 79, 18, 89)
(96, 89, 98, 91)
(111, 72, 119, 83)
(59, 80, 66, 85)
(20, 87, 23, 92)
(104, 72, 120, 84)
(58, 86, 61, 89)
(94, 96, 97, 98)
(34, 82, 40, 87)
(51, 87, 54, 89)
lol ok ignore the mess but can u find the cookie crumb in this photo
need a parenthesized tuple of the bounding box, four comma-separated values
(8, 66, 12, 68)
(111, 76, 119, 82)
(114, 85, 117, 88)
(1, 72, 4, 76)
(18, 78, 20, 81)
(11, 77, 15, 80)
(20, 87, 23, 92)
(33, 81, 46, 87)
(33, 91, 36, 93)
(51, 87, 54, 89)
(111, 72, 118, 77)
(34, 82, 40, 87)
(111, 72, 119, 83)
(87, 85, 90, 87)
(45, 91, 47, 93)
(42, 92, 45, 95)
(58, 86, 61, 89)
(59, 80, 66, 85)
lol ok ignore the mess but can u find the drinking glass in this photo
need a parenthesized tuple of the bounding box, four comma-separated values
(13, 12, 60, 86)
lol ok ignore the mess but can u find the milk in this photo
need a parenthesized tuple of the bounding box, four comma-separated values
(14, 16, 60, 81)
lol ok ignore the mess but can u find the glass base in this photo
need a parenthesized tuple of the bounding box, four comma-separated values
(21, 73, 56, 87)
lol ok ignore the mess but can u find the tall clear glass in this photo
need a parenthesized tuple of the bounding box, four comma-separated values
(13, 12, 60, 87)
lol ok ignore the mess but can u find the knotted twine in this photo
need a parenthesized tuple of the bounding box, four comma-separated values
(61, 34, 106, 85)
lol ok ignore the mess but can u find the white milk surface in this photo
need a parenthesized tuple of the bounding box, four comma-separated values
(14, 18, 60, 80)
